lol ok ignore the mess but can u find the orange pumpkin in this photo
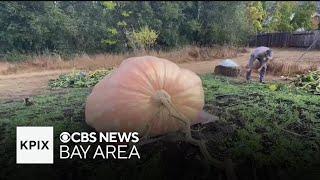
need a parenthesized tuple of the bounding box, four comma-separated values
(85, 56, 204, 136)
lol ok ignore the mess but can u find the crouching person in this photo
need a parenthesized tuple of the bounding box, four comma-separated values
(246, 46, 273, 83)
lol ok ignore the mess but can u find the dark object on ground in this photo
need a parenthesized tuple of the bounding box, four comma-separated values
(24, 97, 34, 106)
(214, 65, 240, 77)
(214, 59, 240, 77)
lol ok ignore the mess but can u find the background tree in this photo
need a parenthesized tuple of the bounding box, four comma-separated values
(266, 1, 297, 32)
(247, 1, 267, 33)
(291, 1, 317, 31)
(0, 1, 317, 61)
(261, 1, 316, 33)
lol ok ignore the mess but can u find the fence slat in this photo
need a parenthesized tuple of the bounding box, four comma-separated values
(249, 31, 319, 49)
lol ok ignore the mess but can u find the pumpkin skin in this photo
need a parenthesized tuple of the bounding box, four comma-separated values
(85, 56, 204, 136)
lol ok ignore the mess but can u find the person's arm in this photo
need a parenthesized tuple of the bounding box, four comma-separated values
(266, 49, 273, 60)
(258, 51, 271, 71)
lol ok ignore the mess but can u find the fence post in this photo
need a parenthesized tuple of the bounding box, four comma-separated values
(316, 30, 320, 49)
(255, 34, 257, 47)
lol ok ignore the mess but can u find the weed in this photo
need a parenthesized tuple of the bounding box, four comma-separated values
(292, 70, 320, 95)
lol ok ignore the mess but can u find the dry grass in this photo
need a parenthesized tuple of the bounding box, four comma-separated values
(248, 58, 319, 76)
(0, 54, 130, 75)
(0, 46, 241, 75)
(267, 60, 318, 76)
(2, 46, 317, 77)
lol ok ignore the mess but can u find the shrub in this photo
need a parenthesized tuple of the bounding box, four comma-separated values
(127, 26, 159, 52)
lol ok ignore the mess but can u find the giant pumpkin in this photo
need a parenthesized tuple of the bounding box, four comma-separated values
(85, 56, 204, 137)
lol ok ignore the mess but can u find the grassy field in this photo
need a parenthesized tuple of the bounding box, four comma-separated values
(1, 75, 320, 179)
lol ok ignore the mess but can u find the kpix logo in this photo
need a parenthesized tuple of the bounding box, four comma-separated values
(16, 127, 54, 164)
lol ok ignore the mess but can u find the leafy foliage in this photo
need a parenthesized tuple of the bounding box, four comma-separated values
(268, 84, 278, 91)
(127, 26, 159, 51)
(247, 1, 267, 33)
(0, 1, 317, 59)
(291, 1, 317, 31)
(48, 69, 113, 88)
(197, 2, 251, 45)
(263, 1, 316, 32)
(269, 2, 297, 32)
(292, 70, 320, 95)
(0, 1, 253, 58)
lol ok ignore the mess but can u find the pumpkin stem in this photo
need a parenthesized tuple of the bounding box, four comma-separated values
(152, 90, 188, 126)
(150, 89, 237, 180)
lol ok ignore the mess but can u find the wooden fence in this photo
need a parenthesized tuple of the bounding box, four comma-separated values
(249, 30, 320, 49)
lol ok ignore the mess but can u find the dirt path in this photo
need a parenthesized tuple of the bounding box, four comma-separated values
(0, 61, 227, 101)
(0, 52, 277, 101)
(0, 70, 70, 101)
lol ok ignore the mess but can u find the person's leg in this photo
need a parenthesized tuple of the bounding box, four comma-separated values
(259, 64, 267, 83)
(246, 55, 255, 81)
(246, 69, 253, 81)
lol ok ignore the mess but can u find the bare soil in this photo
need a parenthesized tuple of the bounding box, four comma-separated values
(0, 70, 70, 101)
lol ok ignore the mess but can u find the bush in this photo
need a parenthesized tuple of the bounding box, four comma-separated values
(127, 26, 159, 52)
